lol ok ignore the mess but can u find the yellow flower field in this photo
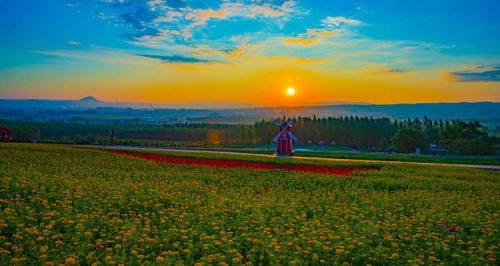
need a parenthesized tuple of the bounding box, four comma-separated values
(0, 144, 499, 265)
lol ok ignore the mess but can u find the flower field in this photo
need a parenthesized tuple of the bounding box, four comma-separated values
(0, 144, 499, 265)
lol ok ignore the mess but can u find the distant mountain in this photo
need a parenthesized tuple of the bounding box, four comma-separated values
(0, 97, 251, 110)
(71, 96, 108, 108)
(78, 96, 100, 102)
(0, 97, 498, 123)
(0, 96, 112, 109)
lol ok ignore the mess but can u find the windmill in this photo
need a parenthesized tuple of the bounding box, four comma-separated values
(272, 117, 299, 156)
(0, 127, 12, 142)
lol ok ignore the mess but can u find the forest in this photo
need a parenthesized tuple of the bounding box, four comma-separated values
(1, 116, 498, 155)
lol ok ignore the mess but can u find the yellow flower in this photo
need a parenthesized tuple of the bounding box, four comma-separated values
(208, 255, 216, 262)
(65, 257, 75, 265)
(156, 256, 165, 263)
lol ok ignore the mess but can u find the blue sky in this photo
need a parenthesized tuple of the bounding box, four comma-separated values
(0, 0, 499, 105)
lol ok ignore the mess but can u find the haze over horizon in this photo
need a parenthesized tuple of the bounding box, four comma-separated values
(3, 95, 499, 110)
(1, 0, 499, 106)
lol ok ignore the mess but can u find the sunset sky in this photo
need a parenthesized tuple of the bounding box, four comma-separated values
(1, 0, 499, 106)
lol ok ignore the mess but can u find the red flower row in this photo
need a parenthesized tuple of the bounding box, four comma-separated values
(109, 150, 374, 176)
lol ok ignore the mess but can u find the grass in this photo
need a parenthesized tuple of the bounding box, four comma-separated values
(295, 151, 500, 166)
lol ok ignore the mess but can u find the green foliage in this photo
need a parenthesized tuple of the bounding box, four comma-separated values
(440, 121, 496, 155)
(391, 127, 427, 153)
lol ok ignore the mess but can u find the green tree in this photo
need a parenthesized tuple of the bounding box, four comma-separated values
(391, 128, 427, 153)
(439, 121, 495, 155)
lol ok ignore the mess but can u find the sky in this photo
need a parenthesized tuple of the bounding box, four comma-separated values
(0, 0, 499, 107)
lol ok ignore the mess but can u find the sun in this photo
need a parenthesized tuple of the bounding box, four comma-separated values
(287, 87, 295, 96)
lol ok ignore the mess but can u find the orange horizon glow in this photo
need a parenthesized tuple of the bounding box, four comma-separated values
(1, 54, 499, 106)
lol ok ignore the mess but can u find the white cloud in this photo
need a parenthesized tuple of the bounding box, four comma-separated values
(152, 1, 296, 29)
(322, 16, 362, 28)
(154, 10, 183, 23)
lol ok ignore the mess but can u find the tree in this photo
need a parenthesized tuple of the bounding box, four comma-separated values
(439, 120, 495, 155)
(391, 128, 427, 153)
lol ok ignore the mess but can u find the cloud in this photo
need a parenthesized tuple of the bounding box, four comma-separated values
(448, 66, 500, 82)
(153, 10, 183, 23)
(188, 36, 262, 60)
(186, 8, 229, 27)
(31, 49, 159, 67)
(247, 4, 285, 17)
(283, 37, 319, 46)
(153, 0, 186, 9)
(387, 69, 406, 73)
(68, 41, 81, 46)
(184, 1, 293, 28)
(306, 29, 337, 38)
(136, 54, 214, 63)
(282, 28, 338, 46)
(366, 67, 408, 76)
(95, 0, 298, 44)
(322, 16, 362, 28)
(267, 56, 333, 64)
(120, 5, 158, 30)
(223, 37, 251, 59)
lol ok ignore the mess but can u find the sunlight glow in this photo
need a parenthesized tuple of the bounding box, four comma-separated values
(287, 87, 295, 96)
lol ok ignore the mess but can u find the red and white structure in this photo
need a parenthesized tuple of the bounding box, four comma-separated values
(272, 117, 299, 156)
(0, 127, 11, 142)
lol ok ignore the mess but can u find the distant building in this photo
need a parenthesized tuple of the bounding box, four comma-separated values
(428, 144, 449, 156)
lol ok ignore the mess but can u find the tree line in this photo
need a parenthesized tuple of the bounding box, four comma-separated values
(1, 116, 497, 155)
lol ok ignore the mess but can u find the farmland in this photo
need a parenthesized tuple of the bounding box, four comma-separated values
(0, 144, 499, 265)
